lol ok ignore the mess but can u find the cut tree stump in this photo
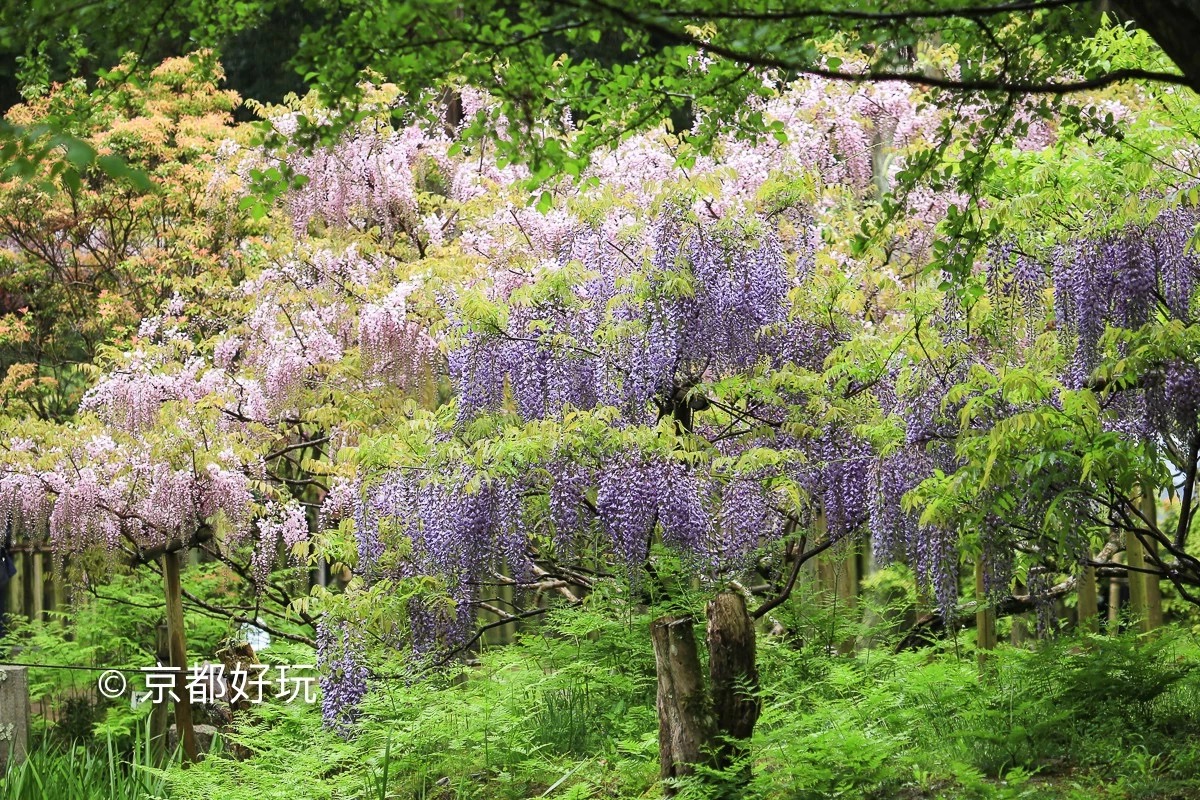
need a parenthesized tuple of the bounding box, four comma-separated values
(706, 592, 759, 771)
(651, 614, 715, 790)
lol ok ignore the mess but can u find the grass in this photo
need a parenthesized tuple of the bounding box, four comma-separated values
(2, 726, 174, 800)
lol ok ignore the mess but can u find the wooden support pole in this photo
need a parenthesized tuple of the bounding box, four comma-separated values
(29, 552, 43, 624)
(5, 558, 19, 624)
(975, 561, 997, 666)
(150, 624, 170, 763)
(834, 543, 859, 655)
(1008, 582, 1030, 645)
(815, 553, 832, 596)
(0, 665, 29, 774)
(1077, 565, 1099, 635)
(499, 568, 515, 643)
(1126, 532, 1148, 630)
(1107, 554, 1122, 634)
(814, 554, 836, 650)
(1141, 491, 1164, 633)
(163, 552, 198, 763)
(1010, 614, 1031, 645)
(482, 563, 516, 646)
(50, 564, 66, 623)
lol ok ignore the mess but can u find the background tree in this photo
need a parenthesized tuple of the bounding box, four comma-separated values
(0, 52, 249, 421)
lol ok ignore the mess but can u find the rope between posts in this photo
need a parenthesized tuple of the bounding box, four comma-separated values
(0, 662, 147, 675)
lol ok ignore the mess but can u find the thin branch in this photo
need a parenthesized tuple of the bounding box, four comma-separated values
(652, 0, 1085, 23)
(582, 0, 1191, 93)
(753, 532, 841, 619)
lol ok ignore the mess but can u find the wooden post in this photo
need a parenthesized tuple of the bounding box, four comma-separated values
(50, 563, 66, 623)
(29, 552, 43, 623)
(1077, 565, 1099, 635)
(163, 552, 198, 763)
(975, 561, 997, 666)
(1009, 581, 1030, 645)
(1141, 491, 1164, 633)
(834, 543, 859, 655)
(482, 564, 516, 646)
(814, 514, 859, 654)
(5, 555, 19, 624)
(150, 624, 170, 763)
(216, 641, 260, 761)
(499, 569, 515, 643)
(1107, 553, 1122, 634)
(1126, 532, 1148, 630)
(0, 665, 30, 774)
(1144, 540, 1165, 632)
(1010, 614, 1031, 645)
(815, 554, 837, 651)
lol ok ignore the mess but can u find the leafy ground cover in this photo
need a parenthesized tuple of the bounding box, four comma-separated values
(8, 574, 1200, 800)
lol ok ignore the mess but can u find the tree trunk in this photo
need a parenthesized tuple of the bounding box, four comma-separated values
(1120, 1, 1200, 91)
(651, 615, 715, 790)
(706, 592, 760, 773)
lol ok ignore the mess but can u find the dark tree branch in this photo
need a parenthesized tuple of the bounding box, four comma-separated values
(581, 0, 1192, 93)
(652, 0, 1086, 22)
(752, 531, 843, 619)
(1176, 430, 1199, 549)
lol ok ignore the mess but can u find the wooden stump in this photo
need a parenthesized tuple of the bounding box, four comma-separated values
(706, 592, 759, 772)
(0, 665, 29, 774)
(216, 641, 260, 760)
(651, 615, 714, 790)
